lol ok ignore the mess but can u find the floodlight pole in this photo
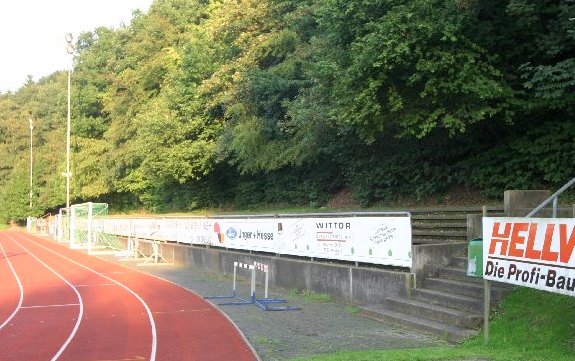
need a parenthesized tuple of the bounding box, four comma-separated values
(64, 33, 74, 210)
(29, 118, 33, 209)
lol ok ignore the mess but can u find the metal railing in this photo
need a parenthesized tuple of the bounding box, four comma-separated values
(526, 176, 575, 218)
(161, 211, 411, 219)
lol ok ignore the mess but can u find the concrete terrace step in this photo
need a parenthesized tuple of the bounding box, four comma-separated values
(412, 230, 468, 238)
(384, 297, 482, 329)
(451, 256, 468, 269)
(440, 266, 515, 290)
(360, 305, 477, 343)
(409, 206, 503, 214)
(410, 288, 484, 314)
(412, 222, 467, 229)
(424, 277, 507, 300)
(440, 266, 483, 283)
(411, 214, 469, 221)
(410, 206, 503, 244)
(412, 238, 459, 245)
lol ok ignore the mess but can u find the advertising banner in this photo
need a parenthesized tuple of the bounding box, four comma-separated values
(213, 219, 277, 252)
(102, 214, 412, 267)
(483, 217, 575, 297)
(273, 217, 412, 266)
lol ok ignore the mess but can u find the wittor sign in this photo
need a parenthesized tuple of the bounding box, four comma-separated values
(483, 218, 575, 296)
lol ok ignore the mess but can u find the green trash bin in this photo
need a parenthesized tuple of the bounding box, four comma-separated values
(467, 238, 483, 278)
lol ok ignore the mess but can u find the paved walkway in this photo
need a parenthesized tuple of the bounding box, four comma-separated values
(115, 260, 446, 361)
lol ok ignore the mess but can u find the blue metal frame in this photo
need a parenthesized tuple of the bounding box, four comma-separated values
(205, 291, 300, 311)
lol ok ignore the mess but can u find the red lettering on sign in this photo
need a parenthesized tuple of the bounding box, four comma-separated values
(489, 222, 511, 255)
(488, 221, 575, 266)
(541, 224, 558, 262)
(525, 223, 541, 259)
(509, 223, 528, 258)
(492, 222, 512, 238)
(559, 224, 575, 264)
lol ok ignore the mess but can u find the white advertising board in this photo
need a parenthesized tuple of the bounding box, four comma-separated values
(102, 214, 413, 267)
(273, 217, 412, 266)
(483, 217, 575, 297)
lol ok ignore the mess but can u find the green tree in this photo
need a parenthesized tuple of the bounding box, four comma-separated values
(303, 0, 516, 142)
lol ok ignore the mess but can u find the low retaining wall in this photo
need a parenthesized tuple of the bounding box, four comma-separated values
(135, 240, 413, 305)
(411, 242, 467, 288)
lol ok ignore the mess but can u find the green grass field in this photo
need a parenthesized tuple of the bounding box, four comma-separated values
(290, 287, 575, 361)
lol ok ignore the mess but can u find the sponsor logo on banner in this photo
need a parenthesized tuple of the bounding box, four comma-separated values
(370, 226, 396, 244)
(483, 218, 575, 296)
(219, 227, 274, 241)
(316, 221, 352, 242)
(226, 228, 238, 240)
(214, 222, 224, 243)
(315, 220, 353, 256)
(235, 229, 274, 240)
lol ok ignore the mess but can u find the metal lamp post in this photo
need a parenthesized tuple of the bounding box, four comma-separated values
(64, 33, 74, 210)
(29, 118, 33, 209)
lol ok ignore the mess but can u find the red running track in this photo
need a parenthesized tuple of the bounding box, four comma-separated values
(0, 230, 259, 361)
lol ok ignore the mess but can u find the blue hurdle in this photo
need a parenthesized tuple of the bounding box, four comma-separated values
(204, 262, 254, 305)
(204, 261, 300, 311)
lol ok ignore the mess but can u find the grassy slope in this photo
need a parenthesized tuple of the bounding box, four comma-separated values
(290, 287, 575, 361)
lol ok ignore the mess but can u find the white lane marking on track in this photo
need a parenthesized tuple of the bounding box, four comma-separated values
(17, 233, 158, 361)
(21, 303, 80, 309)
(74, 283, 116, 287)
(5, 233, 84, 361)
(0, 238, 24, 330)
(152, 308, 212, 314)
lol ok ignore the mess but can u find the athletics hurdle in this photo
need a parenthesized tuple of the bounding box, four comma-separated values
(251, 261, 299, 311)
(205, 262, 254, 306)
(116, 232, 139, 259)
(115, 232, 172, 266)
(205, 261, 300, 311)
(136, 239, 172, 266)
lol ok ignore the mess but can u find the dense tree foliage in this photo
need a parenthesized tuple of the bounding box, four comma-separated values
(1, 0, 573, 220)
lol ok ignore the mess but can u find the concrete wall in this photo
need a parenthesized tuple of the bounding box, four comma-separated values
(467, 214, 483, 241)
(504, 190, 550, 217)
(134, 240, 413, 306)
(411, 242, 467, 288)
(131, 237, 468, 301)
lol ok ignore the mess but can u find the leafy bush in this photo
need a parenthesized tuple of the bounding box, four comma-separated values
(232, 162, 342, 209)
(339, 134, 459, 205)
(464, 120, 575, 198)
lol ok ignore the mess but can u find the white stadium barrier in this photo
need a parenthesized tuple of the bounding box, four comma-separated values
(100, 212, 413, 268)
